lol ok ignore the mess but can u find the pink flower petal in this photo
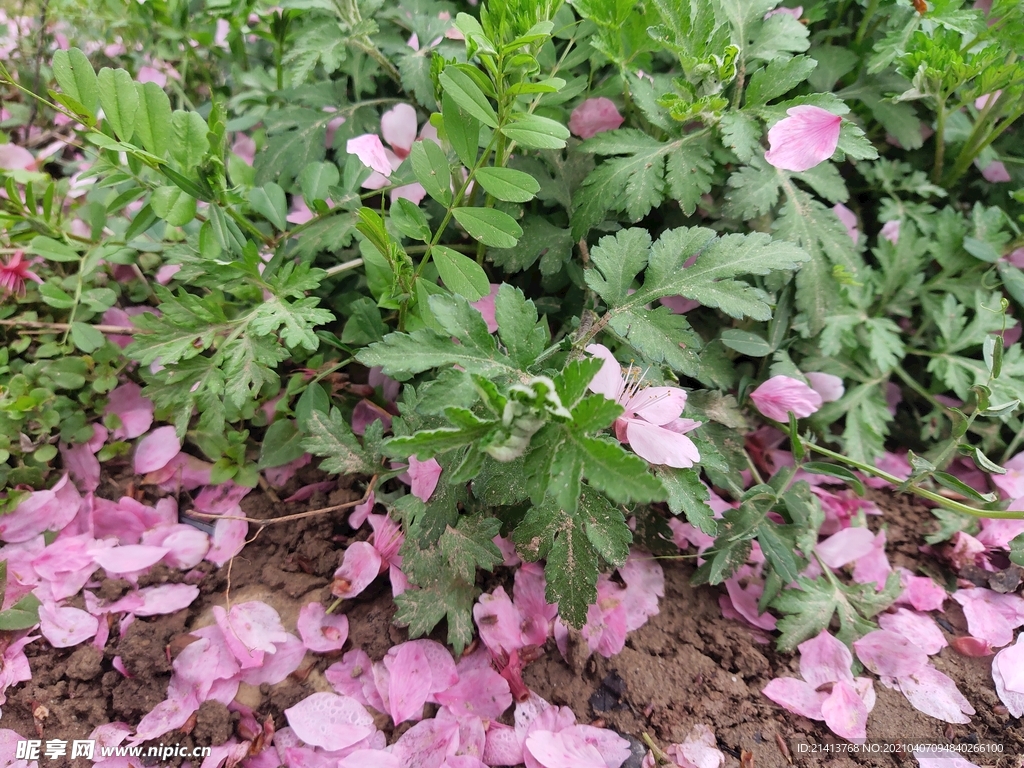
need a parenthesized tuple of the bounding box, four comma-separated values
(897, 665, 974, 724)
(470, 284, 500, 333)
(750, 376, 823, 421)
(325, 649, 375, 705)
(0, 474, 82, 544)
(347, 134, 393, 177)
(762, 677, 826, 719)
(618, 552, 664, 632)
(897, 571, 946, 612)
(387, 642, 432, 724)
(134, 426, 182, 474)
(525, 729, 607, 768)
(950, 636, 993, 657)
(877, 609, 947, 656)
(853, 630, 928, 677)
(833, 203, 859, 243)
(979, 160, 1011, 183)
(60, 439, 101, 493)
(206, 509, 248, 567)
(284, 692, 375, 752)
(880, 220, 901, 244)
(951, 588, 1024, 648)
(239, 633, 306, 686)
(90, 544, 169, 575)
(764, 105, 842, 172)
(409, 456, 442, 502)
(624, 419, 700, 468)
(851, 530, 892, 589)
(381, 104, 419, 156)
(816, 526, 875, 568)
(584, 344, 625, 402)
(0, 143, 36, 171)
(569, 98, 624, 140)
(298, 602, 350, 653)
(392, 718, 460, 768)
(914, 747, 982, 768)
(484, 722, 524, 767)
(434, 666, 513, 719)
(119, 584, 199, 616)
(39, 603, 99, 647)
(475, 586, 525, 657)
(994, 635, 1024, 716)
(798, 631, 854, 687)
(821, 680, 867, 741)
(626, 387, 687, 426)
(806, 372, 844, 403)
(723, 577, 776, 630)
(332, 541, 383, 599)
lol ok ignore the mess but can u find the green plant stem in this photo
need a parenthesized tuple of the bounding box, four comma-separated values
(805, 442, 1024, 519)
(854, 0, 881, 45)
(892, 364, 944, 411)
(932, 95, 948, 184)
(945, 104, 1024, 186)
(640, 733, 672, 766)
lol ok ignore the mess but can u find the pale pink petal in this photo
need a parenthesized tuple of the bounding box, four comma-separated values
(853, 630, 928, 677)
(474, 586, 525, 657)
(764, 105, 842, 172)
(193, 481, 251, 514)
(409, 456, 442, 502)
(332, 541, 383, 599)
(381, 104, 419, 156)
(298, 602, 350, 653)
(222, 601, 288, 653)
(975, 90, 1002, 110)
(977, 517, 1024, 547)
(150, 526, 209, 569)
(132, 693, 199, 742)
(387, 642, 432, 724)
(206, 510, 248, 566)
(284, 693, 375, 752)
(134, 426, 182, 473)
(39, 603, 99, 647)
(625, 418, 700, 468)
(951, 588, 1024, 648)
(723, 577, 776, 630)
(325, 648, 375, 705)
(346, 134, 393, 177)
(484, 723, 524, 766)
(619, 552, 664, 632)
(525, 729, 607, 768)
(136, 66, 166, 87)
(898, 665, 974, 724)
(407, 638, 460, 695)
(806, 372, 844, 403)
(979, 160, 1011, 183)
(0, 143, 36, 171)
(626, 387, 687, 425)
(339, 751, 401, 768)
(286, 197, 315, 225)
(232, 133, 256, 165)
(568, 98, 624, 140)
(664, 724, 725, 768)
(121, 583, 199, 616)
(897, 571, 947, 612)
(798, 630, 854, 687)
(471, 284, 500, 333)
(514, 562, 557, 646)
(878, 609, 947, 656)
(392, 718, 460, 768)
(762, 677, 826, 719)
(816, 526, 875, 568)
(0, 475, 81, 544)
(434, 666, 513, 719)
(660, 295, 701, 314)
(584, 344, 625, 402)
(880, 220, 901, 244)
(750, 376, 823, 421)
(821, 680, 867, 741)
(391, 182, 428, 206)
(90, 544, 169, 574)
(851, 530, 892, 589)
(573, 724, 632, 768)
(994, 635, 1024, 715)
(764, 5, 803, 18)
(239, 633, 306, 686)
(60, 439, 101, 493)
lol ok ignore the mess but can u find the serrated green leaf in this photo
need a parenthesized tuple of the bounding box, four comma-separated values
(656, 466, 717, 535)
(493, 284, 548, 368)
(579, 487, 631, 566)
(97, 67, 139, 141)
(302, 407, 377, 475)
(746, 55, 817, 105)
(259, 419, 307, 468)
(546, 514, 599, 628)
(439, 515, 503, 584)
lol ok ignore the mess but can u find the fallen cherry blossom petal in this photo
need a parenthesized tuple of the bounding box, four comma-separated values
(105, 382, 154, 440)
(764, 105, 842, 172)
(569, 98, 624, 139)
(913, 746, 981, 768)
(618, 552, 664, 632)
(816, 526, 875, 568)
(484, 722, 524, 766)
(206, 509, 249, 567)
(387, 642, 432, 724)
(475, 586, 524, 657)
(332, 541, 383, 599)
(409, 456, 443, 502)
(897, 665, 974, 724)
(391, 717, 460, 768)
(950, 636, 993, 657)
(877, 608, 948, 656)
(525, 729, 608, 768)
(994, 635, 1024, 716)
(325, 649, 375, 705)
(799, 630, 854, 687)
(298, 602, 350, 653)
(113, 584, 200, 616)
(750, 376, 823, 421)
(1, 475, 81, 543)
(762, 677, 826, 719)
(134, 426, 182, 473)
(434, 666, 513, 719)
(951, 588, 1024, 648)
(240, 634, 306, 686)
(90, 544, 169, 574)
(896, 570, 947, 612)
(284, 692, 375, 752)
(38, 603, 99, 648)
(338, 751, 401, 768)
(821, 680, 868, 741)
(854, 630, 928, 678)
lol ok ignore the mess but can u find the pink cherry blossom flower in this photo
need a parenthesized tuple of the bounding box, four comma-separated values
(749, 375, 823, 421)
(880, 219, 901, 244)
(764, 5, 803, 19)
(978, 159, 1011, 182)
(0, 251, 42, 297)
(568, 98, 624, 140)
(585, 344, 701, 468)
(764, 105, 842, 172)
(833, 203, 859, 243)
(347, 134, 393, 177)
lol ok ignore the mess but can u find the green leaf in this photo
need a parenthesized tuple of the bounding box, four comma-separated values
(473, 167, 540, 203)
(452, 208, 522, 248)
(432, 246, 490, 301)
(771, 572, 901, 652)
(29, 236, 80, 263)
(719, 112, 762, 163)
(97, 67, 140, 141)
(250, 297, 334, 351)
(545, 509, 599, 628)
(302, 407, 378, 475)
(70, 322, 105, 353)
(52, 48, 99, 117)
(151, 186, 197, 227)
(720, 329, 773, 357)
(656, 466, 717, 535)
(439, 68, 498, 128)
(391, 199, 431, 242)
(249, 183, 288, 231)
(0, 593, 41, 631)
(572, 434, 666, 504)
(579, 487, 631, 566)
(409, 140, 453, 206)
(170, 110, 211, 170)
(746, 55, 817, 106)
(439, 515, 503, 584)
(494, 284, 548, 368)
(441, 92, 480, 168)
(39, 282, 75, 309)
(341, 297, 387, 345)
(134, 81, 172, 158)
(259, 419, 307, 468)
(500, 114, 570, 150)
(801, 462, 866, 495)
(386, 418, 496, 459)
(299, 161, 340, 203)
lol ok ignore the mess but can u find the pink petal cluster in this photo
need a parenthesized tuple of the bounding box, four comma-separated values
(331, 511, 407, 600)
(0, 251, 42, 297)
(764, 106, 842, 172)
(951, 588, 1024, 648)
(763, 631, 875, 740)
(586, 344, 701, 468)
(568, 98, 624, 140)
(749, 375, 823, 421)
(854, 630, 975, 724)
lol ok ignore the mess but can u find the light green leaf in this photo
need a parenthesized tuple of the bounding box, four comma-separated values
(134, 81, 172, 159)
(410, 140, 453, 206)
(70, 322, 105, 353)
(249, 183, 288, 231)
(500, 114, 570, 150)
(473, 167, 540, 203)
(494, 284, 547, 368)
(259, 419, 307, 468)
(746, 55, 817, 106)
(438, 68, 498, 128)
(720, 329, 772, 356)
(656, 466, 717, 535)
(441, 92, 480, 168)
(29, 236, 81, 263)
(170, 110, 211, 170)
(97, 67, 139, 142)
(390, 198, 432, 242)
(432, 246, 490, 301)
(452, 208, 522, 248)
(151, 186, 197, 227)
(52, 48, 99, 116)
(299, 161, 340, 203)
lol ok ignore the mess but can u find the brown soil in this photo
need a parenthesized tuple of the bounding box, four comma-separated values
(5, 474, 1024, 768)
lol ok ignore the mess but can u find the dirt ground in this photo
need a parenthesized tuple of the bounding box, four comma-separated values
(5, 467, 1024, 768)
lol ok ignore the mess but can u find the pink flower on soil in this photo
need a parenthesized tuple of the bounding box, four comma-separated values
(283, 692, 375, 752)
(749, 375, 823, 421)
(979, 160, 1011, 183)
(585, 344, 701, 468)
(134, 426, 182, 474)
(0, 251, 42, 297)
(764, 105, 842, 172)
(297, 602, 349, 653)
(568, 98, 624, 140)
(833, 203, 859, 244)
(993, 633, 1024, 716)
